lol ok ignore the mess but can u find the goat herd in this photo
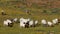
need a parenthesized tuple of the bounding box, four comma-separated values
(3, 17, 60, 28)
(4, 17, 38, 28)
(1, 10, 60, 28)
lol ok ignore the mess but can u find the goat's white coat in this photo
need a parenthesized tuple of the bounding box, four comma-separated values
(29, 20, 34, 26)
(19, 18, 30, 27)
(13, 18, 18, 22)
(20, 22, 25, 27)
(41, 19, 47, 25)
(4, 20, 8, 26)
(47, 21, 53, 26)
(20, 18, 30, 23)
(52, 18, 58, 24)
(6, 19, 12, 23)
(4, 19, 12, 26)
(35, 20, 38, 25)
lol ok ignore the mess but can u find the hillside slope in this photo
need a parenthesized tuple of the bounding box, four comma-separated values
(0, 0, 60, 8)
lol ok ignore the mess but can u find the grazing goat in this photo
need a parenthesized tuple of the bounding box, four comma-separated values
(41, 19, 47, 26)
(4, 19, 13, 27)
(52, 18, 58, 25)
(47, 21, 53, 27)
(19, 18, 30, 28)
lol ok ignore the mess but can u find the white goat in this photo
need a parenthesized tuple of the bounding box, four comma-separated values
(47, 21, 53, 27)
(19, 18, 30, 28)
(4, 19, 13, 27)
(41, 19, 47, 25)
(52, 18, 58, 25)
(20, 21, 25, 28)
(35, 20, 38, 25)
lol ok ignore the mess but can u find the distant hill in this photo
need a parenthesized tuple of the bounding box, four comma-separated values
(0, 0, 60, 9)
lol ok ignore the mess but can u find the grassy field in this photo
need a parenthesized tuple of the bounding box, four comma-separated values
(0, 0, 60, 34)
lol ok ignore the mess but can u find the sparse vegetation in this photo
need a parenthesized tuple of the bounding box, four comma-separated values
(0, 0, 60, 34)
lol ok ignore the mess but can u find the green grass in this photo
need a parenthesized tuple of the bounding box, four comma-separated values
(0, 7, 60, 34)
(0, 1, 60, 34)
